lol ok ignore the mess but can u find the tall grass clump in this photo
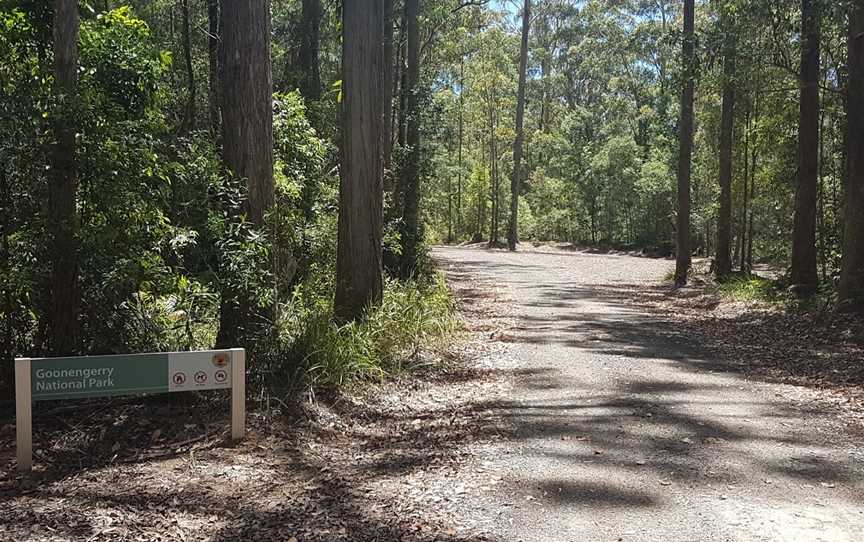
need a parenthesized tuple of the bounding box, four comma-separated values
(713, 275, 782, 303)
(285, 273, 459, 389)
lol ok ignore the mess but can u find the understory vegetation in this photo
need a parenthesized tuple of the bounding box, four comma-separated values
(0, 3, 459, 398)
(711, 275, 784, 304)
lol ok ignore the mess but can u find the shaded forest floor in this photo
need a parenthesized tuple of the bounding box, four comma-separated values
(635, 279, 864, 431)
(0, 283, 515, 541)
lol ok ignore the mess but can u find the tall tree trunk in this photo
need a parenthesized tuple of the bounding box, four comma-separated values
(538, 9, 550, 135)
(207, 0, 221, 139)
(715, 22, 736, 279)
(383, 2, 395, 182)
(456, 55, 465, 240)
(180, 0, 196, 134)
(334, 0, 389, 321)
(740, 105, 750, 272)
(298, 0, 322, 101)
(447, 173, 453, 243)
(839, 3, 864, 307)
(790, 0, 821, 293)
(817, 108, 827, 282)
(674, 0, 695, 286)
(217, 0, 276, 347)
(507, 0, 531, 252)
(747, 97, 759, 273)
(49, 0, 80, 356)
(489, 98, 499, 246)
(1, 162, 13, 396)
(397, 6, 408, 151)
(476, 141, 485, 242)
(399, 0, 421, 278)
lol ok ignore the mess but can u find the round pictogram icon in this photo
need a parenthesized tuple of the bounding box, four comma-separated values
(194, 371, 208, 384)
(214, 369, 228, 383)
(212, 354, 228, 368)
(172, 372, 186, 385)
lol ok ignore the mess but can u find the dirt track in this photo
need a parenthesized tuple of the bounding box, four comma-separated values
(435, 245, 864, 542)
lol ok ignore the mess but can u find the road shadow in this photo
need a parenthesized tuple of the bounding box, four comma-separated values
(432, 247, 864, 513)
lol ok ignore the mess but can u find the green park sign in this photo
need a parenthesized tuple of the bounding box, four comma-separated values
(29, 351, 233, 400)
(15, 349, 245, 472)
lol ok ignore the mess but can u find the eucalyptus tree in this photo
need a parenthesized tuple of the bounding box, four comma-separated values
(507, 0, 531, 251)
(399, 0, 422, 277)
(334, 0, 390, 321)
(840, 2, 864, 308)
(297, 0, 322, 101)
(675, 0, 695, 286)
(207, 0, 220, 137)
(217, 0, 276, 346)
(790, 0, 822, 293)
(50, 0, 81, 355)
(714, 2, 737, 278)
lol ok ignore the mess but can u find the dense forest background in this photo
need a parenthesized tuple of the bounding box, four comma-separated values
(1, 0, 863, 396)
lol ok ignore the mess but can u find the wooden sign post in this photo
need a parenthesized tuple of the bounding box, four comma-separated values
(15, 348, 245, 472)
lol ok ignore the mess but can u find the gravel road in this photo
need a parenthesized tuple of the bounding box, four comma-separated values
(434, 245, 864, 542)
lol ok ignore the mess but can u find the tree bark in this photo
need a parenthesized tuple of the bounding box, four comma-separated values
(488, 96, 499, 246)
(456, 55, 465, 240)
(790, 0, 821, 293)
(740, 105, 750, 273)
(383, 2, 395, 180)
(397, 6, 408, 152)
(748, 97, 759, 273)
(1, 161, 14, 395)
(839, 3, 864, 307)
(298, 0, 322, 101)
(715, 23, 735, 279)
(207, 0, 221, 139)
(507, 0, 531, 252)
(49, 0, 81, 356)
(217, 0, 276, 347)
(399, 0, 421, 278)
(180, 0, 196, 134)
(334, 0, 389, 321)
(674, 0, 695, 286)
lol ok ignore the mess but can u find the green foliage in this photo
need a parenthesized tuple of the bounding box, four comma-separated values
(713, 275, 783, 304)
(79, 7, 163, 118)
(264, 274, 458, 390)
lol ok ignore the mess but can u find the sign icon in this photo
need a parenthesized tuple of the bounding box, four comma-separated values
(212, 354, 228, 368)
(172, 372, 186, 385)
(194, 371, 208, 384)
(214, 370, 227, 383)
